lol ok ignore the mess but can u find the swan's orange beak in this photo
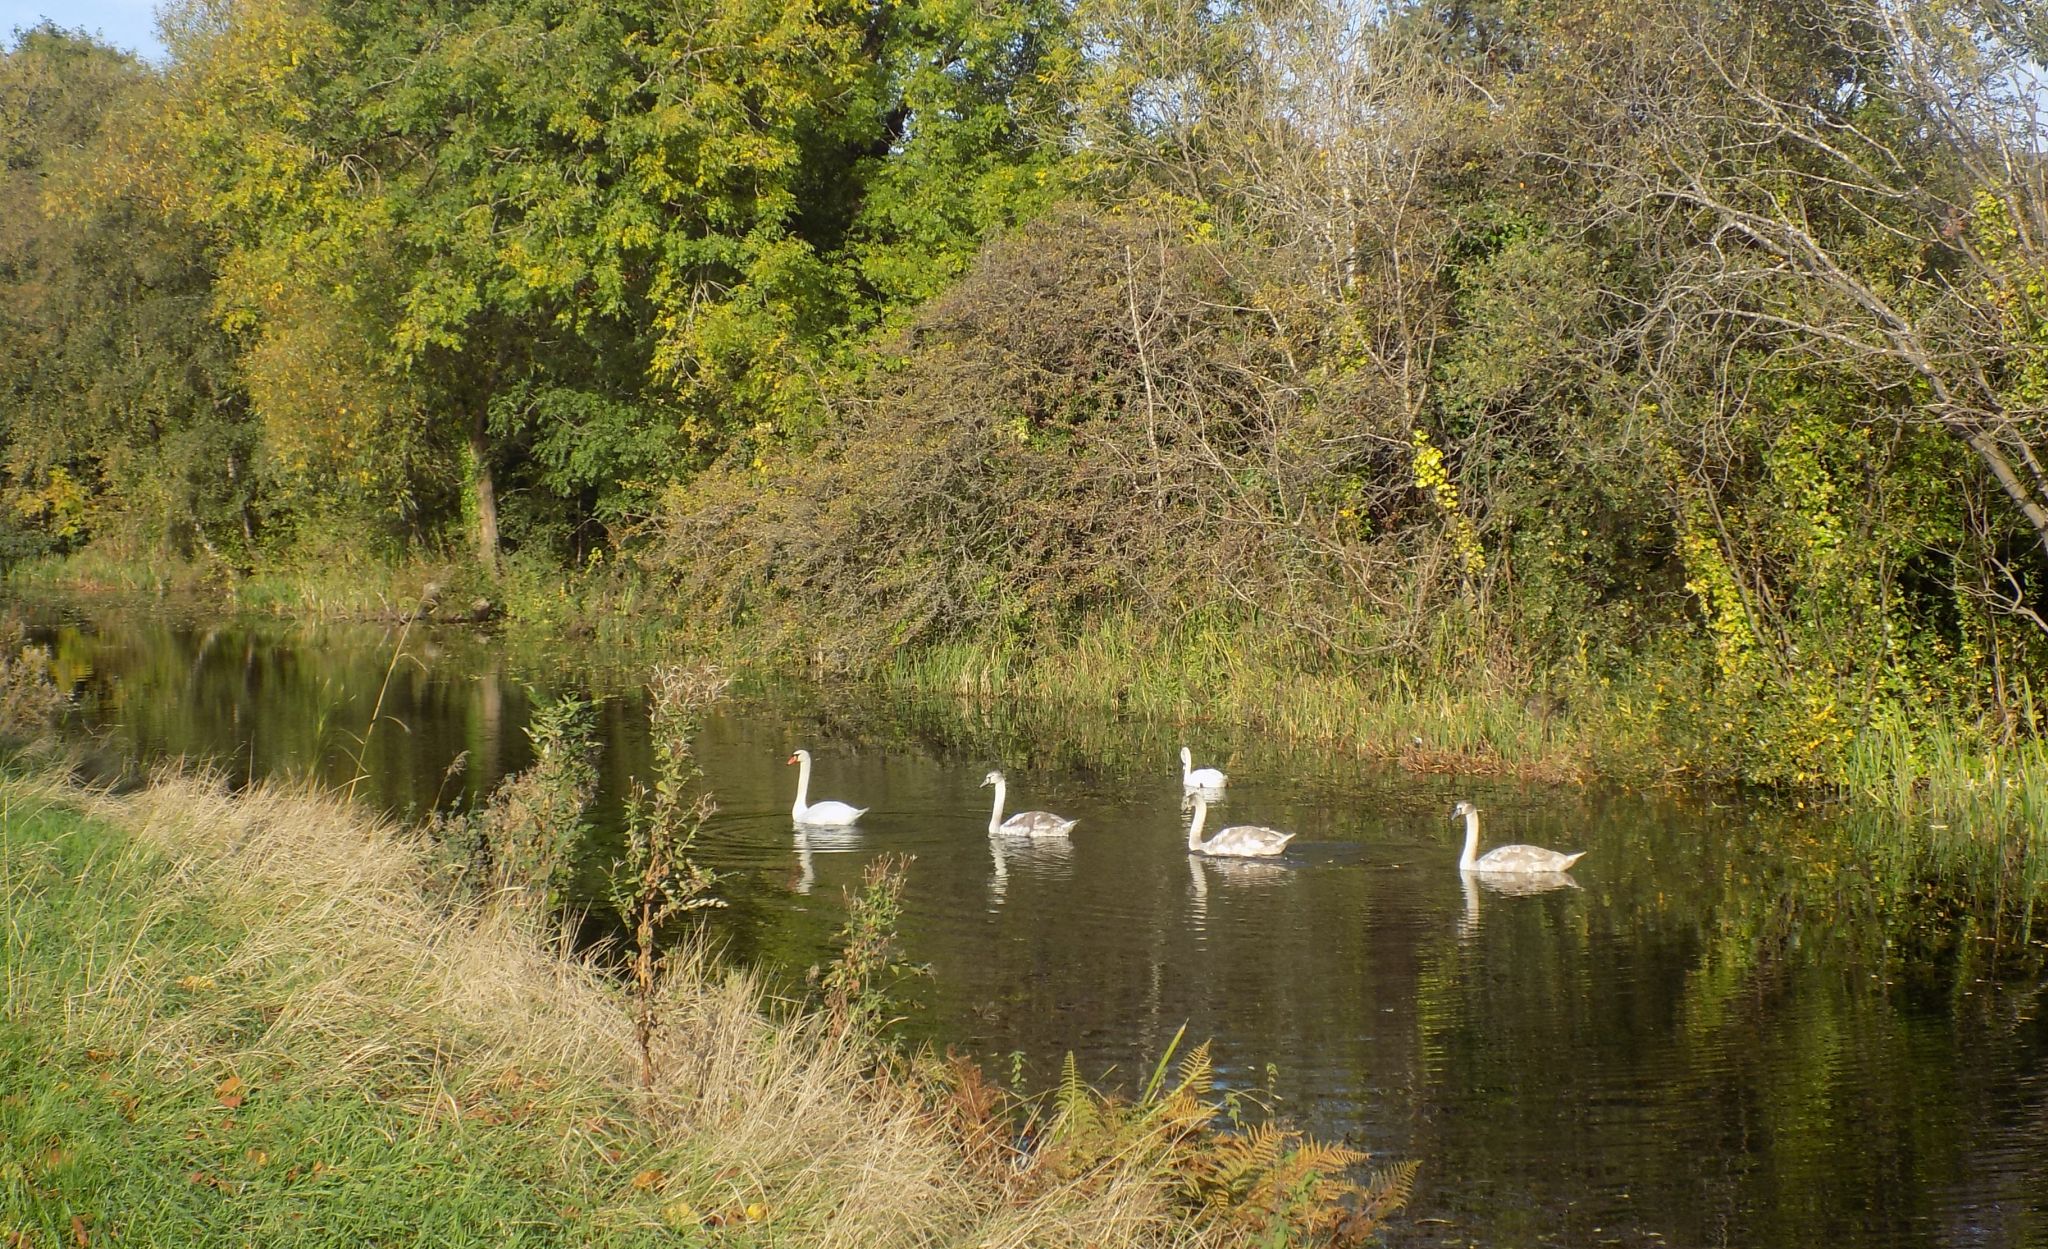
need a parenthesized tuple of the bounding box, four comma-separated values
(785, 753, 799, 765)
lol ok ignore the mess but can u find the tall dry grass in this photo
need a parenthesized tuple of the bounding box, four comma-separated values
(18, 768, 1327, 1247)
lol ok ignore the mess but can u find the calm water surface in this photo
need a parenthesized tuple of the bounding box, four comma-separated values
(14, 598, 2048, 1248)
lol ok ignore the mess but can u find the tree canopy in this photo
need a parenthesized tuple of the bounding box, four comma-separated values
(6, 0, 2048, 792)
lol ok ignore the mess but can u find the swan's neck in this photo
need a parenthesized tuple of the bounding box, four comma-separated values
(1187, 798, 1208, 851)
(792, 756, 812, 818)
(988, 779, 1007, 835)
(1458, 809, 1481, 870)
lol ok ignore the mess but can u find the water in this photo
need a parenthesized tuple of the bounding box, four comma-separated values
(12, 598, 2048, 1248)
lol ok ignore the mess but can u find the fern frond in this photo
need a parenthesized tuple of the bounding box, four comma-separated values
(1361, 1158, 1421, 1218)
(1286, 1136, 1368, 1180)
(1173, 1039, 1214, 1100)
(1056, 1051, 1087, 1120)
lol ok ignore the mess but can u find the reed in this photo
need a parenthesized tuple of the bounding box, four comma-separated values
(1836, 716, 2048, 939)
(877, 609, 1614, 784)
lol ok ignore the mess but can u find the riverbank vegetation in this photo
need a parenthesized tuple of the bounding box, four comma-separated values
(4, 1, 2048, 915)
(2, 654, 1413, 1245)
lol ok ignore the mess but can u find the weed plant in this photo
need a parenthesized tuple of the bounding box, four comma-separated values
(0, 614, 66, 740)
(607, 664, 727, 1090)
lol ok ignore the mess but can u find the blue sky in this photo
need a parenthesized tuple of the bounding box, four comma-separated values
(5, 0, 166, 60)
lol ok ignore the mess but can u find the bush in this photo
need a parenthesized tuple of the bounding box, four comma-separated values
(656, 206, 1432, 666)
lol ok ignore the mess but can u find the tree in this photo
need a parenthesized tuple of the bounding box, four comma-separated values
(1544, 0, 2048, 615)
(0, 24, 252, 563)
(156, 0, 1076, 566)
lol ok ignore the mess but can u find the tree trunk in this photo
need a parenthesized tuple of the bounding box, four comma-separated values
(468, 408, 500, 573)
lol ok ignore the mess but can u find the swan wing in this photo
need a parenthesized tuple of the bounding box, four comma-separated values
(1201, 825, 1293, 858)
(999, 810, 1076, 838)
(796, 800, 867, 827)
(1472, 844, 1583, 873)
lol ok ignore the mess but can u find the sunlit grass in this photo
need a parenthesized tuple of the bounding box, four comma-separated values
(1837, 719, 2048, 940)
(878, 610, 1620, 784)
(0, 771, 1260, 1247)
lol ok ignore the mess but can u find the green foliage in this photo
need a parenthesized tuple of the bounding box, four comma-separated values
(659, 207, 1402, 662)
(457, 694, 599, 912)
(132, 0, 1075, 564)
(0, 24, 254, 564)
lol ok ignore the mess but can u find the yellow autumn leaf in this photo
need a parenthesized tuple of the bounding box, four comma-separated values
(660, 1198, 699, 1229)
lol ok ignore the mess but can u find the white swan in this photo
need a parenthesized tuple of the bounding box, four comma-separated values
(1179, 746, 1227, 791)
(1453, 800, 1583, 872)
(1185, 792, 1292, 858)
(786, 749, 866, 826)
(981, 771, 1077, 838)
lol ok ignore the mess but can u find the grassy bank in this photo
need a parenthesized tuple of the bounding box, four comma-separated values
(0, 761, 1408, 1247)
(876, 619, 1621, 785)
(5, 542, 666, 652)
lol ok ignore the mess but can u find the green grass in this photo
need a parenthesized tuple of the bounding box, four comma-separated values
(1835, 717, 2048, 940)
(9, 544, 671, 655)
(0, 787, 684, 1248)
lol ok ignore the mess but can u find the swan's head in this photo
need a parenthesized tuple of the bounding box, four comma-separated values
(1451, 800, 1475, 818)
(980, 770, 1003, 787)
(1179, 745, 1192, 764)
(787, 749, 811, 766)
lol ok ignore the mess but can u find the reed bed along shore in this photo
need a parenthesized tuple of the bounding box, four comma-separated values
(874, 620, 2048, 941)
(0, 761, 1407, 1247)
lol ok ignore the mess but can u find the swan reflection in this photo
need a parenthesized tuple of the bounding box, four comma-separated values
(791, 823, 867, 896)
(1458, 868, 1580, 940)
(1189, 854, 1291, 927)
(988, 832, 1073, 904)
